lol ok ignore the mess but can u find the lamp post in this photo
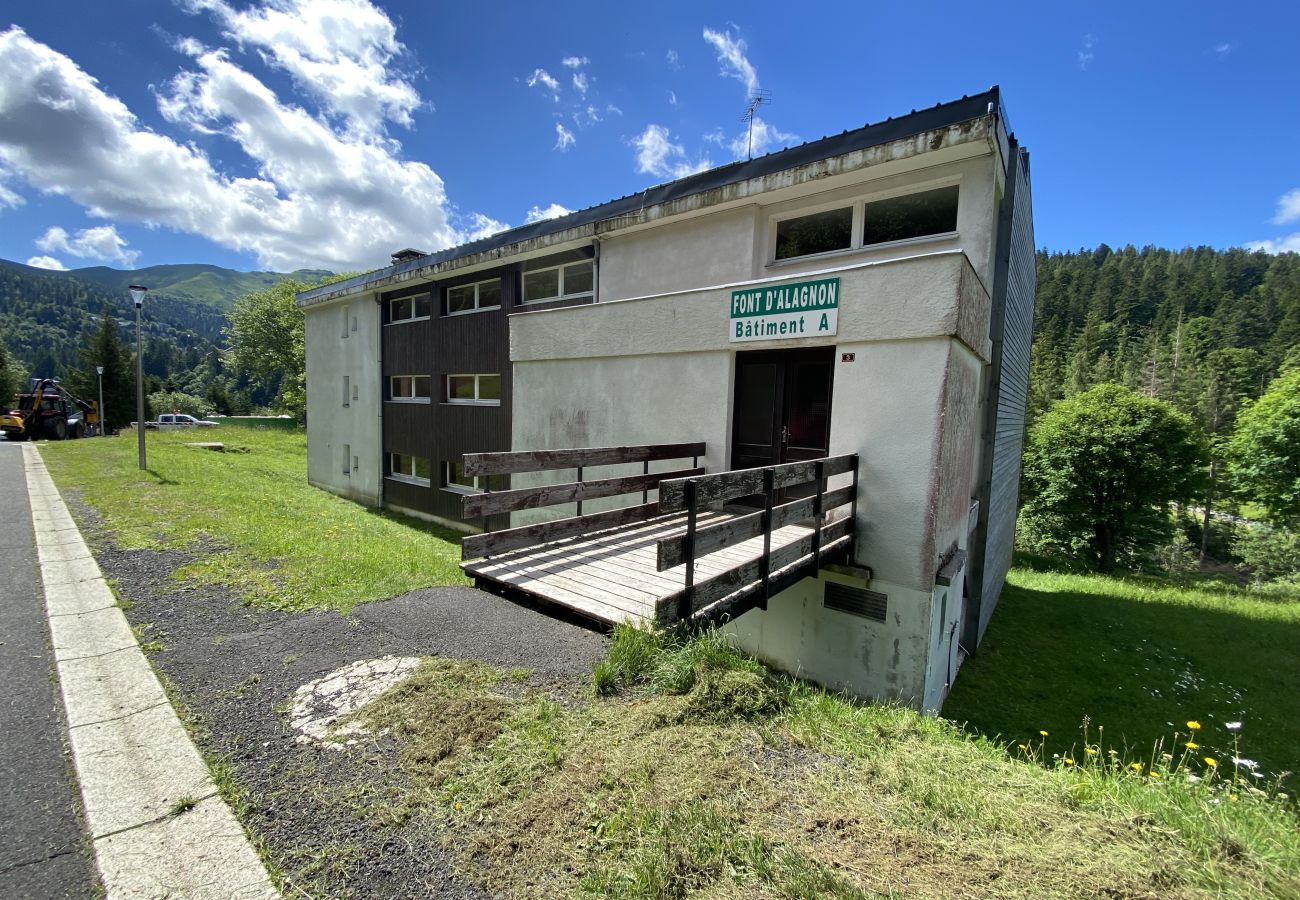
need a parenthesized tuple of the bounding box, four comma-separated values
(129, 285, 148, 469)
(95, 365, 104, 437)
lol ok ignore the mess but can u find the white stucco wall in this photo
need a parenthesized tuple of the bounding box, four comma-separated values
(304, 295, 382, 505)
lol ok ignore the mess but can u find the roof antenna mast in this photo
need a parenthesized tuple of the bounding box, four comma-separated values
(741, 89, 772, 161)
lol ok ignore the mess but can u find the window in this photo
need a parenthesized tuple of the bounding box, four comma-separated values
(341, 305, 350, 338)
(442, 461, 482, 494)
(522, 260, 594, 303)
(389, 293, 433, 323)
(389, 375, 431, 402)
(775, 206, 853, 260)
(387, 452, 431, 486)
(342, 375, 351, 407)
(862, 185, 959, 246)
(342, 443, 351, 476)
(352, 383, 359, 402)
(446, 374, 501, 405)
(445, 278, 502, 315)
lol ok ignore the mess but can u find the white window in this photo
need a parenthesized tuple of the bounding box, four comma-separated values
(522, 259, 594, 304)
(770, 184, 960, 263)
(446, 374, 501, 406)
(389, 375, 431, 402)
(341, 305, 350, 338)
(342, 444, 351, 476)
(445, 278, 502, 315)
(442, 461, 482, 494)
(389, 293, 433, 324)
(342, 375, 350, 407)
(387, 452, 431, 486)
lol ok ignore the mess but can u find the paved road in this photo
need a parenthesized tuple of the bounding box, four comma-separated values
(0, 440, 98, 897)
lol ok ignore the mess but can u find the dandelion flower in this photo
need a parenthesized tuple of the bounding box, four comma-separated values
(1150, 772, 1162, 779)
(1085, 747, 1098, 756)
(1187, 721, 1201, 731)
(1203, 757, 1217, 768)
(1129, 762, 1143, 773)
(1017, 744, 1027, 751)
(1039, 730, 1049, 737)
(1225, 721, 1243, 732)
(1185, 741, 1199, 750)
(1063, 757, 1074, 765)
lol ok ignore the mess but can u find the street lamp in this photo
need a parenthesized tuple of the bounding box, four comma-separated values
(95, 365, 104, 437)
(129, 284, 148, 469)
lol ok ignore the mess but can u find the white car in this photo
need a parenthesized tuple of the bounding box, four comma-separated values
(156, 413, 219, 430)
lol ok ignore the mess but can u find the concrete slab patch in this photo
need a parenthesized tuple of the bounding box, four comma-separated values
(37, 539, 95, 565)
(39, 555, 110, 589)
(93, 797, 278, 900)
(57, 642, 169, 728)
(48, 603, 139, 660)
(44, 576, 117, 618)
(289, 655, 421, 748)
(69, 703, 215, 838)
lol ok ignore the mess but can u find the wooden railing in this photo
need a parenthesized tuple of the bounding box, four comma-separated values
(655, 454, 858, 624)
(459, 442, 706, 559)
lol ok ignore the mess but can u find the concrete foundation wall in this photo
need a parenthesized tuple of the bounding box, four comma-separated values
(305, 295, 382, 505)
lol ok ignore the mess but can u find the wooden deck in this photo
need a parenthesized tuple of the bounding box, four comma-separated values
(463, 508, 850, 627)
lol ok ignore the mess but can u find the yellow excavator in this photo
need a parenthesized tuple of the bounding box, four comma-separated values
(0, 378, 98, 441)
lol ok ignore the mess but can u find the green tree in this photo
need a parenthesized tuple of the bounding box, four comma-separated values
(1020, 383, 1208, 572)
(65, 310, 136, 432)
(1228, 368, 1300, 526)
(0, 335, 23, 408)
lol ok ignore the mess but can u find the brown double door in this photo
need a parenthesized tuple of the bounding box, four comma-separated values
(730, 347, 835, 477)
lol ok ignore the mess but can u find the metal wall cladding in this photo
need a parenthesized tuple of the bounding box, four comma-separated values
(969, 143, 1036, 646)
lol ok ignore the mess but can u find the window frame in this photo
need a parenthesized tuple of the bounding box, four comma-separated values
(766, 180, 961, 266)
(386, 452, 432, 487)
(388, 374, 432, 403)
(444, 277, 502, 317)
(520, 259, 594, 305)
(445, 373, 502, 406)
(387, 292, 433, 325)
(441, 460, 483, 495)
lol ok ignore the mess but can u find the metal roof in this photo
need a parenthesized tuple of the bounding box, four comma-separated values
(299, 86, 1004, 305)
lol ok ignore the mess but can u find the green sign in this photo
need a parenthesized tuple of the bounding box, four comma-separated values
(730, 277, 840, 343)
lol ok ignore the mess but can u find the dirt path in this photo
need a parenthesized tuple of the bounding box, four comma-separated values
(90, 535, 608, 899)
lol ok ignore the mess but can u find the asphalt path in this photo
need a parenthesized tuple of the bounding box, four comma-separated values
(0, 440, 98, 897)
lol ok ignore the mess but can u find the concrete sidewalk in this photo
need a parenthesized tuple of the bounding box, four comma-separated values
(24, 444, 279, 899)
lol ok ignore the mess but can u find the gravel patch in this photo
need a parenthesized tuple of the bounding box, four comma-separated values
(66, 493, 609, 899)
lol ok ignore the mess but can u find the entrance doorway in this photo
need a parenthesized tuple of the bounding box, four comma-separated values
(730, 347, 835, 475)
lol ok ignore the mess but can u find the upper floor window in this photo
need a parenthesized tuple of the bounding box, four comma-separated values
(862, 185, 959, 246)
(389, 293, 433, 324)
(771, 184, 960, 263)
(447, 373, 501, 406)
(389, 375, 431, 402)
(522, 260, 593, 304)
(445, 278, 502, 315)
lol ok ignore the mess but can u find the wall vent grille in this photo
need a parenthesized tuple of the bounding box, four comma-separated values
(824, 582, 887, 621)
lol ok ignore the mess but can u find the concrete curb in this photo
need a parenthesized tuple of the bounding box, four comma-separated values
(23, 444, 280, 900)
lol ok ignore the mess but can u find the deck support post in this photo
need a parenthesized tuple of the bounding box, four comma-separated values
(810, 459, 825, 575)
(575, 465, 584, 516)
(677, 478, 698, 623)
(848, 453, 860, 563)
(759, 468, 775, 610)
(642, 459, 650, 504)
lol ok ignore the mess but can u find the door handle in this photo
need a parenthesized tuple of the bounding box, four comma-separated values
(781, 425, 788, 445)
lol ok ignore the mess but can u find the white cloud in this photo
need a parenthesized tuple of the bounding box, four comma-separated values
(666, 48, 680, 69)
(1271, 188, 1300, 225)
(0, 25, 458, 271)
(37, 224, 139, 266)
(181, 0, 420, 136)
(633, 124, 711, 181)
(572, 72, 588, 96)
(1078, 33, 1096, 70)
(702, 27, 758, 95)
(561, 56, 588, 69)
(1212, 41, 1239, 59)
(1246, 234, 1300, 254)
(464, 212, 509, 242)
(527, 67, 560, 100)
(729, 116, 798, 159)
(667, 90, 677, 106)
(554, 122, 575, 151)
(0, 165, 23, 209)
(525, 203, 571, 223)
(26, 255, 67, 270)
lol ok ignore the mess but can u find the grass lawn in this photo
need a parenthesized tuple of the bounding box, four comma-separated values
(944, 563, 1300, 780)
(39, 427, 468, 612)
(332, 627, 1299, 899)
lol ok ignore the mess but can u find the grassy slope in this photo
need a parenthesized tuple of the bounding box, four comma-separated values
(39, 427, 467, 612)
(944, 565, 1300, 779)
(346, 630, 1300, 900)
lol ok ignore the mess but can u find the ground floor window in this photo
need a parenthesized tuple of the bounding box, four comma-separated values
(390, 375, 431, 402)
(387, 452, 431, 486)
(442, 460, 483, 494)
(446, 373, 501, 405)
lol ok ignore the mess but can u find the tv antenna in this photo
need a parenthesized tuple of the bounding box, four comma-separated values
(741, 89, 772, 160)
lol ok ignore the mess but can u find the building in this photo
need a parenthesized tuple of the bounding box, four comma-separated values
(297, 86, 1035, 710)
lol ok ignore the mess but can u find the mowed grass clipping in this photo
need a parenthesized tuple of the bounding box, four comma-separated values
(944, 564, 1300, 779)
(327, 628, 1300, 900)
(39, 427, 468, 611)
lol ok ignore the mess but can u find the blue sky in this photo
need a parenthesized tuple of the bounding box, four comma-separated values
(1, 0, 1297, 274)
